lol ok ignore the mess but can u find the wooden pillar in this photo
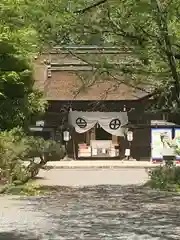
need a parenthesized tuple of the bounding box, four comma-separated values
(112, 135, 120, 158)
(112, 135, 118, 145)
(90, 127, 96, 141)
(86, 131, 90, 145)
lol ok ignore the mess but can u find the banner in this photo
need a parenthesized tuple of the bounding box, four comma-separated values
(151, 128, 172, 160)
(174, 128, 180, 159)
(68, 111, 128, 136)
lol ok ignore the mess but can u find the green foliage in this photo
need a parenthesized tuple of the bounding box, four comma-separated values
(0, 128, 65, 187)
(0, 128, 29, 184)
(3, 1, 180, 129)
(148, 166, 180, 191)
(0, 0, 46, 130)
(26, 0, 180, 112)
(0, 36, 46, 129)
(147, 134, 180, 192)
(27, 136, 65, 161)
(2, 182, 46, 196)
(72, 0, 180, 112)
(2, 0, 180, 115)
(19, 0, 74, 46)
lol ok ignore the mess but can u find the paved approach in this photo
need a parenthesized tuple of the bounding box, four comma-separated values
(37, 168, 149, 186)
(45, 160, 159, 168)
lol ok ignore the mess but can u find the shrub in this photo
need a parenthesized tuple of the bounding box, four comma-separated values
(0, 127, 65, 187)
(148, 166, 180, 191)
(27, 137, 65, 161)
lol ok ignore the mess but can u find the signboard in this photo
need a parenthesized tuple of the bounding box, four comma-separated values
(174, 128, 180, 159)
(36, 120, 44, 127)
(151, 128, 172, 160)
(29, 127, 43, 132)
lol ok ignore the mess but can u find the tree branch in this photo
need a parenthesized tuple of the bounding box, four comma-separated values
(173, 43, 180, 49)
(153, 0, 180, 102)
(110, 20, 146, 43)
(74, 0, 107, 14)
(174, 53, 180, 60)
(65, 47, 169, 97)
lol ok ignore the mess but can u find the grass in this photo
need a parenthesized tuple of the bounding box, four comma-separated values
(0, 179, 52, 196)
(145, 180, 180, 192)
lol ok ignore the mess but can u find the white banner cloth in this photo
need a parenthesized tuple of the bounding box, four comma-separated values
(68, 111, 128, 136)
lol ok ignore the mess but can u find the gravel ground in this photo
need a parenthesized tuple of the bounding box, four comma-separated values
(0, 168, 179, 240)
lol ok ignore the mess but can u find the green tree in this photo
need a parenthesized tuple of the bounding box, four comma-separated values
(0, 1, 67, 193)
(0, 0, 47, 130)
(71, 0, 180, 113)
(3, 0, 180, 116)
(27, 0, 180, 113)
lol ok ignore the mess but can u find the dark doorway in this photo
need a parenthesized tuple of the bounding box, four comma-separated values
(95, 127, 112, 140)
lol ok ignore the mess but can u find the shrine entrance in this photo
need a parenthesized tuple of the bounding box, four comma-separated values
(68, 111, 128, 159)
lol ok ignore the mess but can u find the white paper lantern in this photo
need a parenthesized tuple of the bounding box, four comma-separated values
(63, 131, 70, 141)
(125, 148, 130, 157)
(127, 131, 133, 142)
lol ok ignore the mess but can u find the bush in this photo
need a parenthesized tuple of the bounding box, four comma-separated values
(0, 127, 65, 187)
(148, 166, 180, 191)
(27, 137, 65, 161)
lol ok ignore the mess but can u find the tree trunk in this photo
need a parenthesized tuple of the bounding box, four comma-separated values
(21, 155, 48, 185)
(154, 0, 180, 104)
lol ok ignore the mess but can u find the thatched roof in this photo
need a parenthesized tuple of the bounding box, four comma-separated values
(33, 45, 150, 101)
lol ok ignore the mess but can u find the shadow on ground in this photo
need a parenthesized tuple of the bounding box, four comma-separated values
(0, 232, 39, 240)
(1, 185, 180, 239)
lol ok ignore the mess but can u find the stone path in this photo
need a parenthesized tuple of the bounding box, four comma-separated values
(37, 168, 149, 186)
(1, 186, 180, 239)
(45, 160, 159, 169)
